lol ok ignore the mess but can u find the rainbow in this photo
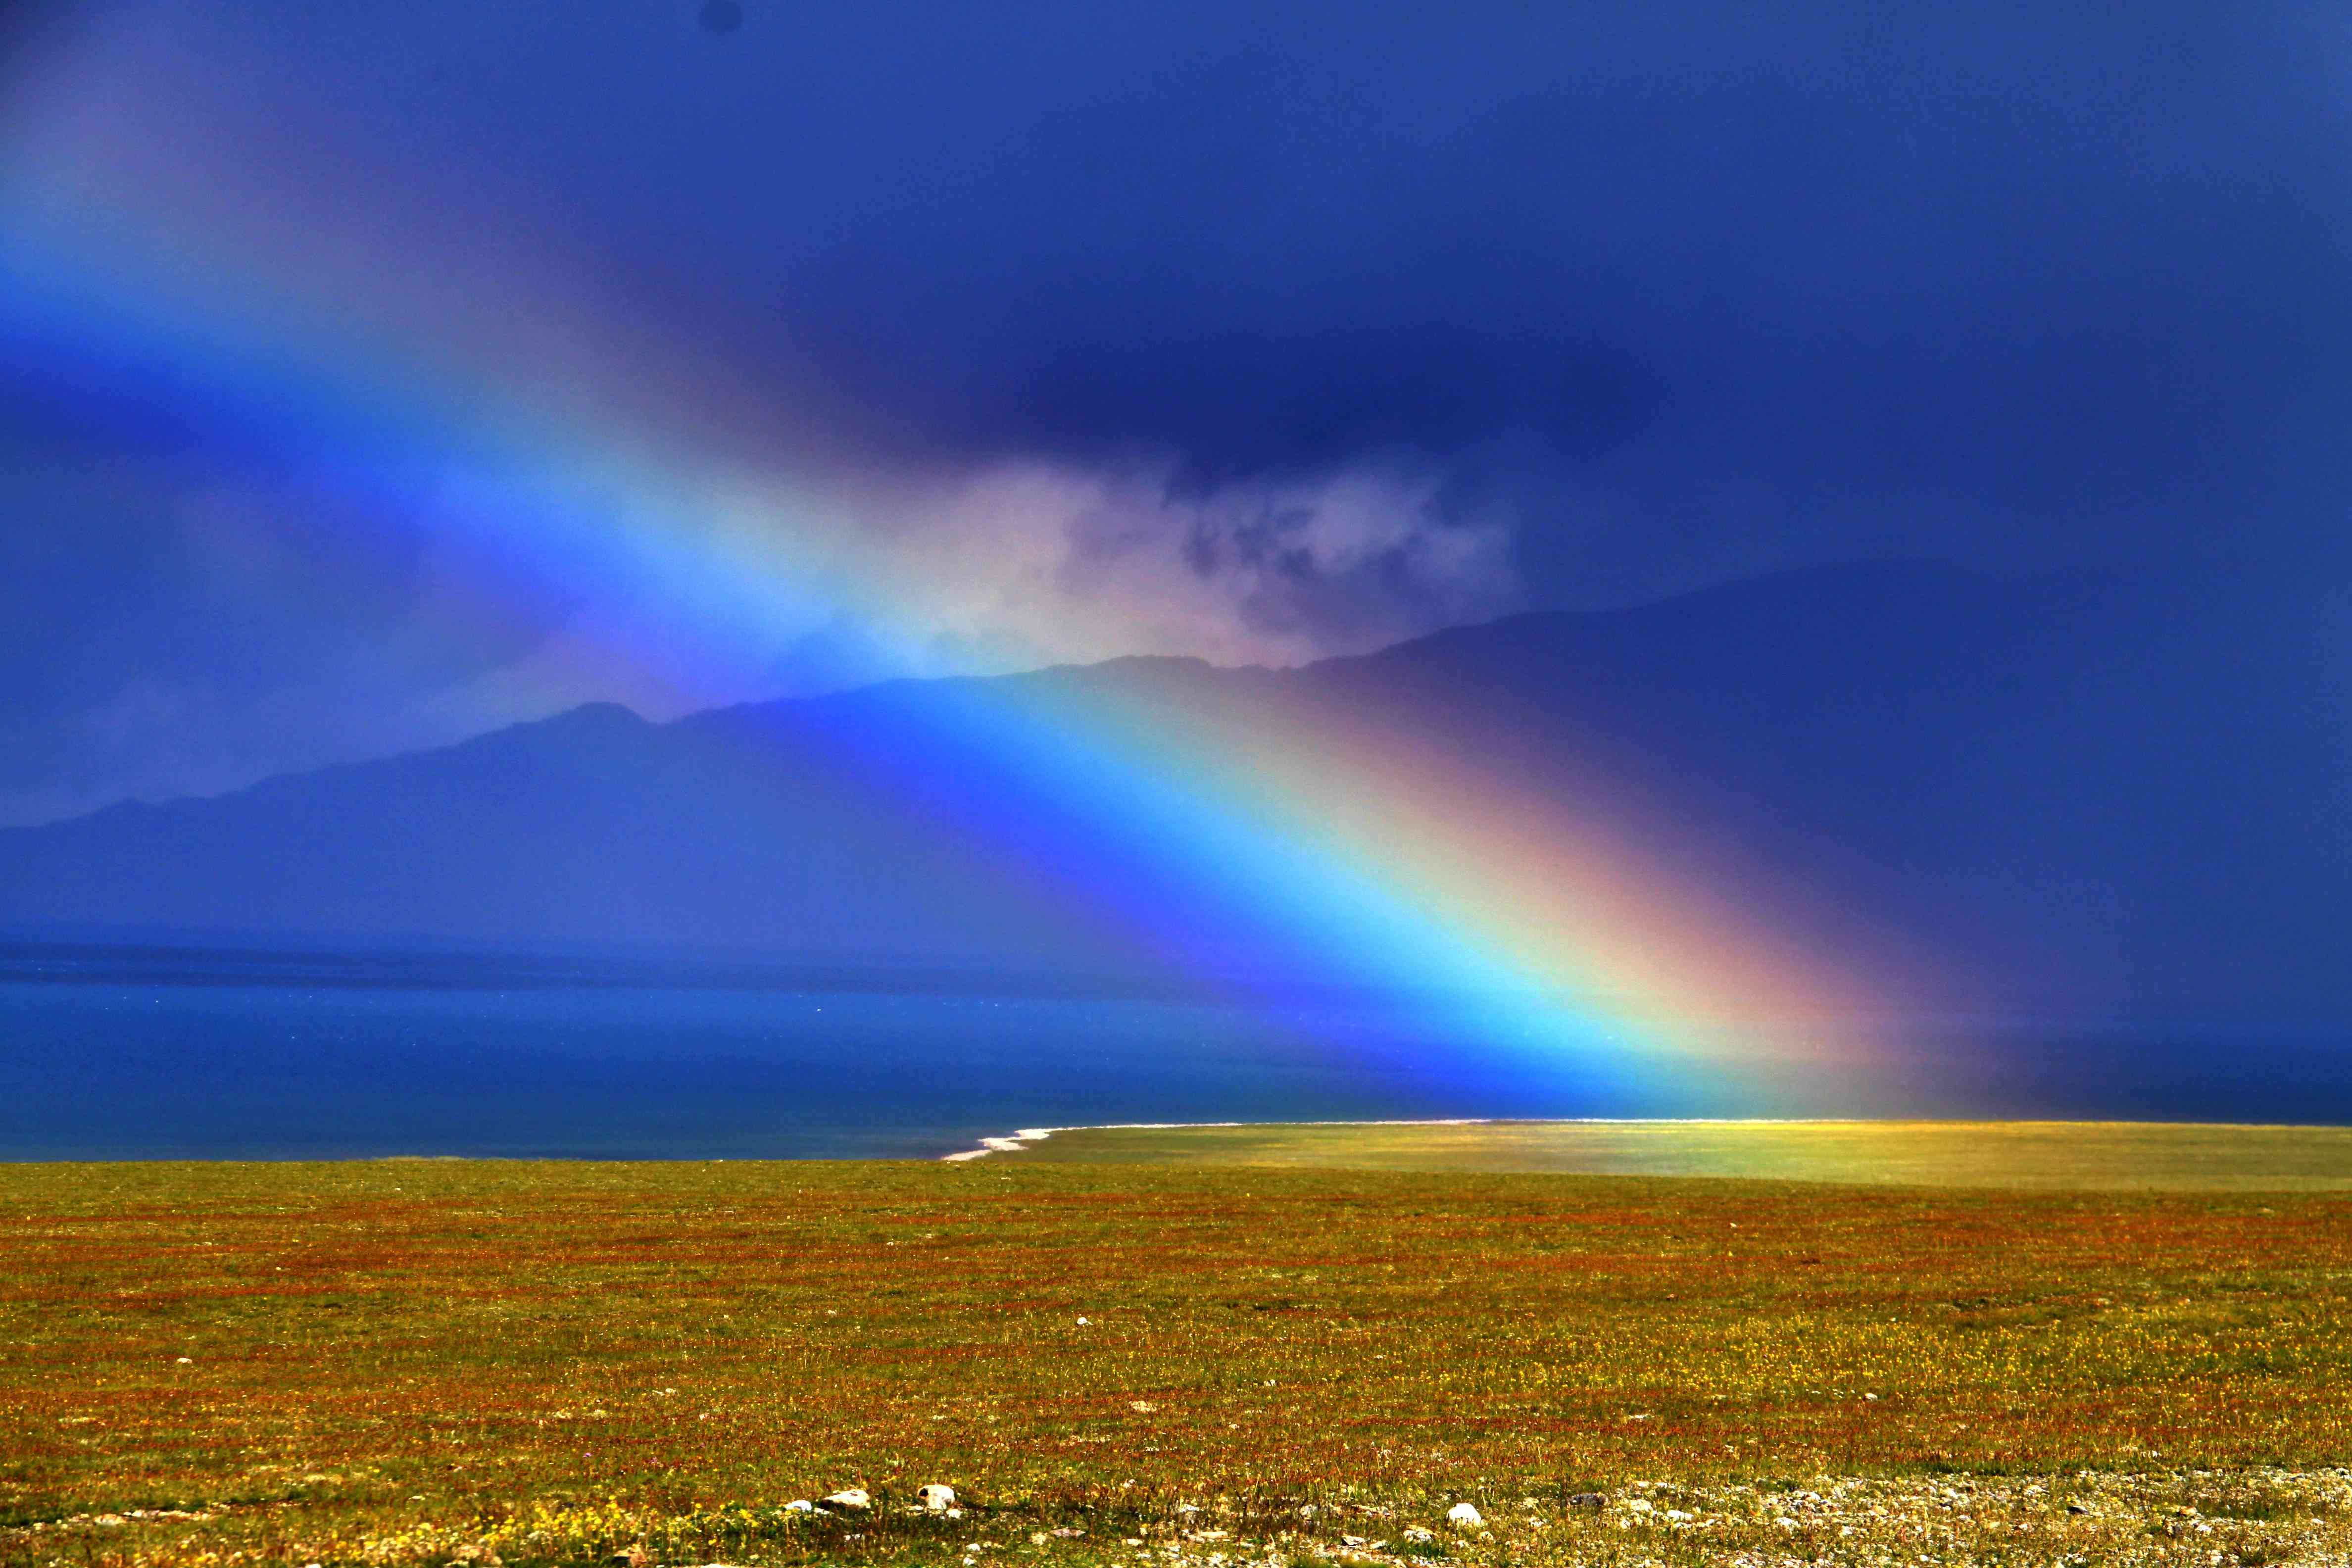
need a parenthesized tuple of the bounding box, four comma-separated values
(0, 33, 1941, 1115)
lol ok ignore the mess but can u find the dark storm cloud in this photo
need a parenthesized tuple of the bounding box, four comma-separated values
(328, 0, 2338, 585)
(3, 0, 2348, 817)
(823, 4, 2333, 522)
(61, 0, 2350, 552)
(0, 0, 68, 68)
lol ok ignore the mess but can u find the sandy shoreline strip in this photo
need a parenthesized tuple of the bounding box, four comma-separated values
(938, 1118, 1511, 1161)
(939, 1127, 1062, 1162)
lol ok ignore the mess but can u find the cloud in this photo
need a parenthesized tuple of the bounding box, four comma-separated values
(775, 458, 1525, 677)
(2, 0, 2348, 817)
(26, 0, 2349, 551)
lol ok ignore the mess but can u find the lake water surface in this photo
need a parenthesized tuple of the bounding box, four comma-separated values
(3, 940, 2346, 1158)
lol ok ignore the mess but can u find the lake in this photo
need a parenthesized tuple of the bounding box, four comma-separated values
(2, 939, 2346, 1158)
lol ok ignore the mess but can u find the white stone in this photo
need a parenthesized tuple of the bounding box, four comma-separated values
(822, 1489, 872, 1512)
(1446, 1503, 1484, 1529)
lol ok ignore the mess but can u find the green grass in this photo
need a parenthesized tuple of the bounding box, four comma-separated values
(1006, 1118, 2352, 1187)
(2, 1142, 2350, 1566)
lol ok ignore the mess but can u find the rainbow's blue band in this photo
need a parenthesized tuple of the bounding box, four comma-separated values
(0, 182, 1915, 1116)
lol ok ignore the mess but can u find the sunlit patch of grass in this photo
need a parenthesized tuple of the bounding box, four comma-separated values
(1019, 1119, 2352, 1188)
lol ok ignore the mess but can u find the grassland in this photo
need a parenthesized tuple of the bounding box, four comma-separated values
(4, 1149, 2352, 1568)
(1004, 1119, 2352, 1188)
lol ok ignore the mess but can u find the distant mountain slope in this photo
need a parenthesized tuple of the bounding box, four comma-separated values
(4, 561, 2345, 1018)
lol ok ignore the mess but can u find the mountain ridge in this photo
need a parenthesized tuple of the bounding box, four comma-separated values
(3, 558, 2343, 1020)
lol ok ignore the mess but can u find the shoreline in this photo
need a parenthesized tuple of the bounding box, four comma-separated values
(936, 1115, 2352, 1162)
(942, 1117, 1529, 1162)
